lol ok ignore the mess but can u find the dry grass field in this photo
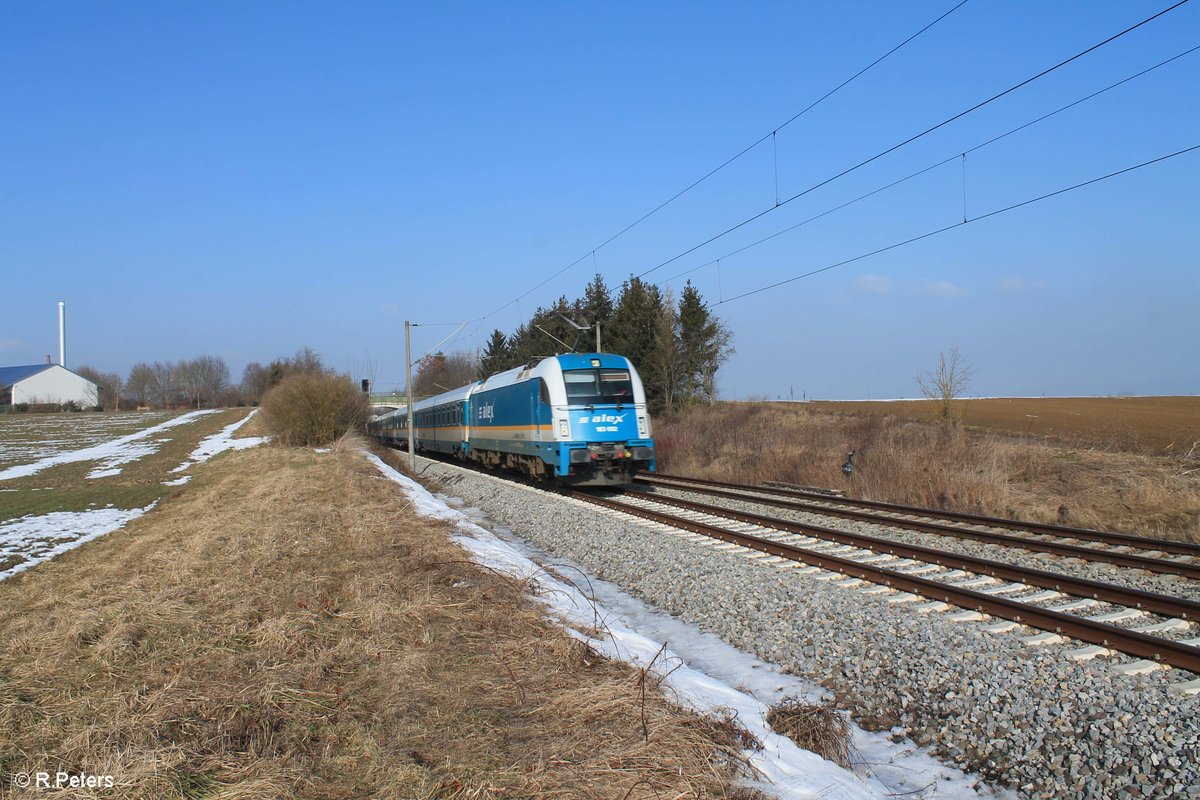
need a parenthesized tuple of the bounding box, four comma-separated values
(655, 399, 1200, 542)
(1, 441, 753, 799)
(805, 396, 1200, 452)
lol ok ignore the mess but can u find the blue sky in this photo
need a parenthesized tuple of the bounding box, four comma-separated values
(2, 1, 1197, 399)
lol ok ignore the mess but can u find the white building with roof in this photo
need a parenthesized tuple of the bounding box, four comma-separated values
(0, 364, 98, 408)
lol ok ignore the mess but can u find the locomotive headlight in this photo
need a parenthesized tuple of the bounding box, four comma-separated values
(637, 416, 648, 437)
(558, 419, 570, 438)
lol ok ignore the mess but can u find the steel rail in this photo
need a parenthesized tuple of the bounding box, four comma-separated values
(636, 474, 1200, 579)
(616, 487, 1200, 619)
(638, 472, 1200, 557)
(567, 491, 1200, 673)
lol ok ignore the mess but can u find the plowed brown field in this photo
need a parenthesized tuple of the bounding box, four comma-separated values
(805, 396, 1200, 452)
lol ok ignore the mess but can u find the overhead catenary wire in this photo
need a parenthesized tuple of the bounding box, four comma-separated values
(709, 143, 1200, 307)
(652, 40, 1200, 287)
(442, 34, 1199, 359)
(638, 0, 1193, 280)
(473, 0, 973, 323)
(412, 321, 470, 365)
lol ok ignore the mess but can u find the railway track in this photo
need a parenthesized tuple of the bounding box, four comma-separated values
(636, 472, 1200, 579)
(407, 447, 1200, 795)
(389, 451, 1200, 681)
(565, 488, 1200, 680)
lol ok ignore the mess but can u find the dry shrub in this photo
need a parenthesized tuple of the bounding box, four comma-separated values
(765, 698, 851, 768)
(260, 371, 370, 447)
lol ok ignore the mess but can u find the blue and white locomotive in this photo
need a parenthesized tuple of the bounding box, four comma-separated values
(368, 353, 656, 487)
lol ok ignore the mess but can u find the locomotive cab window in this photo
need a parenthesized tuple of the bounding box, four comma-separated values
(563, 369, 634, 406)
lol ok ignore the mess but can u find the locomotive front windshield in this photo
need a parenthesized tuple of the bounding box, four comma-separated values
(563, 368, 634, 406)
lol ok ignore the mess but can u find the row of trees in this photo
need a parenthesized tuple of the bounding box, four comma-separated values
(77, 356, 231, 410)
(74, 348, 337, 411)
(413, 275, 733, 416)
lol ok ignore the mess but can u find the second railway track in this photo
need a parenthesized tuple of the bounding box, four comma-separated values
(569, 487, 1200, 677)
(636, 472, 1200, 580)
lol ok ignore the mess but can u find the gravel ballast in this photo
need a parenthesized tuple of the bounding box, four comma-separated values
(415, 458, 1200, 800)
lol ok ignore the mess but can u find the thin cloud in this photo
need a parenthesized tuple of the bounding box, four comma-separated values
(995, 275, 1047, 294)
(0, 338, 26, 352)
(921, 280, 967, 299)
(855, 274, 894, 294)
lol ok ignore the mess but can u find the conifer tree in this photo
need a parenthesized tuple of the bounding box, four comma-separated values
(576, 274, 614, 350)
(491, 275, 732, 415)
(606, 276, 670, 412)
(677, 281, 733, 403)
(478, 329, 512, 379)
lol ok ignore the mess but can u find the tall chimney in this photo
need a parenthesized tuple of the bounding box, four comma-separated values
(58, 301, 66, 367)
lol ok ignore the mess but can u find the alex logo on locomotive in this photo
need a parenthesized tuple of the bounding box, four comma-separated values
(576, 413, 628, 434)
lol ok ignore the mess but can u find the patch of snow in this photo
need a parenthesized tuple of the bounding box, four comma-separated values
(88, 468, 123, 479)
(0, 411, 222, 482)
(363, 453, 1009, 800)
(161, 476, 192, 486)
(313, 448, 331, 454)
(85, 437, 172, 479)
(0, 503, 156, 582)
(171, 409, 267, 473)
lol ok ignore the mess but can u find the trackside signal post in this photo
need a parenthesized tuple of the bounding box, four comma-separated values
(405, 320, 415, 472)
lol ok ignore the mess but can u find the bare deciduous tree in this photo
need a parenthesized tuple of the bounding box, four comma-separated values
(125, 363, 154, 408)
(241, 362, 271, 404)
(192, 355, 230, 407)
(75, 365, 123, 410)
(917, 345, 974, 425)
(175, 360, 202, 409)
(267, 347, 327, 388)
(174, 356, 232, 408)
(412, 351, 479, 396)
(149, 361, 178, 408)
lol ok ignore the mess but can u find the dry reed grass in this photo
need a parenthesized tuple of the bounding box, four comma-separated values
(765, 700, 851, 769)
(0, 445, 758, 798)
(656, 403, 1200, 542)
